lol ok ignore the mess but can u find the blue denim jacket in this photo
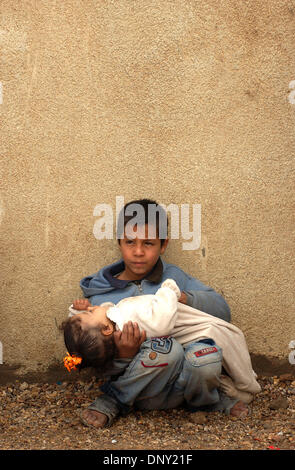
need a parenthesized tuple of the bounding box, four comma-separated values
(80, 258, 231, 322)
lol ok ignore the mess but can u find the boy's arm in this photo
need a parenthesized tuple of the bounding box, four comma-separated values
(102, 322, 146, 377)
(114, 321, 146, 358)
(180, 275, 231, 322)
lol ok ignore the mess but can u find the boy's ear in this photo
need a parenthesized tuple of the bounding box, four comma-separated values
(101, 324, 114, 336)
(160, 238, 169, 254)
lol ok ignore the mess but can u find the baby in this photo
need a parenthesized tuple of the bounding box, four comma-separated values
(61, 279, 181, 373)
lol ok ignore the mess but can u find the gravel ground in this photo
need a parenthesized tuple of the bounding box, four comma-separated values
(0, 374, 294, 451)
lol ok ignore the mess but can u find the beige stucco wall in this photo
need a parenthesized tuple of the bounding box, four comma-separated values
(0, 0, 294, 375)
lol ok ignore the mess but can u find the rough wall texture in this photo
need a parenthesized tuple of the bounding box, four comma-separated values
(0, 0, 294, 376)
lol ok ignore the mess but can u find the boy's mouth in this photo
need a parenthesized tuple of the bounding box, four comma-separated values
(131, 262, 146, 267)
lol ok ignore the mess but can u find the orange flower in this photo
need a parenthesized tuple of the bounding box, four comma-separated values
(63, 353, 82, 372)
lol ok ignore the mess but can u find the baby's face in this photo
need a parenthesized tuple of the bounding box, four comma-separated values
(74, 306, 114, 335)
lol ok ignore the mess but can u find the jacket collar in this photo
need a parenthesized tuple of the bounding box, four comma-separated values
(103, 258, 163, 288)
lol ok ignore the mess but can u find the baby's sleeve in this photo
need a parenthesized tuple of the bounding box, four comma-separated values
(134, 280, 180, 337)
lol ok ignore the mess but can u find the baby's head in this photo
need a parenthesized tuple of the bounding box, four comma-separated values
(61, 309, 117, 373)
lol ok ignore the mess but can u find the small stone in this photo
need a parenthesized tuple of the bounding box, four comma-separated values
(263, 421, 273, 429)
(20, 382, 28, 391)
(269, 398, 289, 410)
(189, 412, 208, 425)
(270, 434, 282, 442)
(279, 374, 294, 382)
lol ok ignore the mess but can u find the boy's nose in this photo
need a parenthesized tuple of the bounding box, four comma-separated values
(134, 244, 144, 255)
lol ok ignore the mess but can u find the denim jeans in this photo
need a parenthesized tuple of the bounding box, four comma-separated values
(88, 337, 238, 426)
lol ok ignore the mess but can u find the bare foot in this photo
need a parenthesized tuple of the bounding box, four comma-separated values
(80, 409, 108, 428)
(229, 400, 249, 417)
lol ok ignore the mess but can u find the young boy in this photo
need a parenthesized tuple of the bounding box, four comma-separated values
(71, 198, 249, 428)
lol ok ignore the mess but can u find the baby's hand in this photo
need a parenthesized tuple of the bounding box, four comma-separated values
(161, 279, 181, 299)
(73, 299, 91, 310)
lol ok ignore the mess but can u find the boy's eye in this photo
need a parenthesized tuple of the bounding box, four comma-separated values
(125, 240, 154, 246)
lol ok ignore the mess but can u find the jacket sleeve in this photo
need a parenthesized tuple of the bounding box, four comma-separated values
(181, 275, 231, 322)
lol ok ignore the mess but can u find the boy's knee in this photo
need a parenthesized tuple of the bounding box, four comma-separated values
(141, 337, 184, 368)
(184, 340, 222, 382)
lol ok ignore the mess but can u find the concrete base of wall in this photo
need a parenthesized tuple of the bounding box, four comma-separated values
(251, 354, 295, 378)
(0, 355, 294, 385)
(0, 363, 95, 385)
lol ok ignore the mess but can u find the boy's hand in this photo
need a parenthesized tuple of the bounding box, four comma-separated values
(178, 292, 187, 304)
(73, 299, 91, 310)
(114, 321, 146, 358)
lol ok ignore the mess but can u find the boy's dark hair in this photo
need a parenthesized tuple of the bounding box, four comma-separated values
(116, 198, 168, 245)
(60, 317, 117, 373)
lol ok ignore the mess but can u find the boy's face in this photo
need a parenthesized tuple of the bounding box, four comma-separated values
(119, 224, 168, 280)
